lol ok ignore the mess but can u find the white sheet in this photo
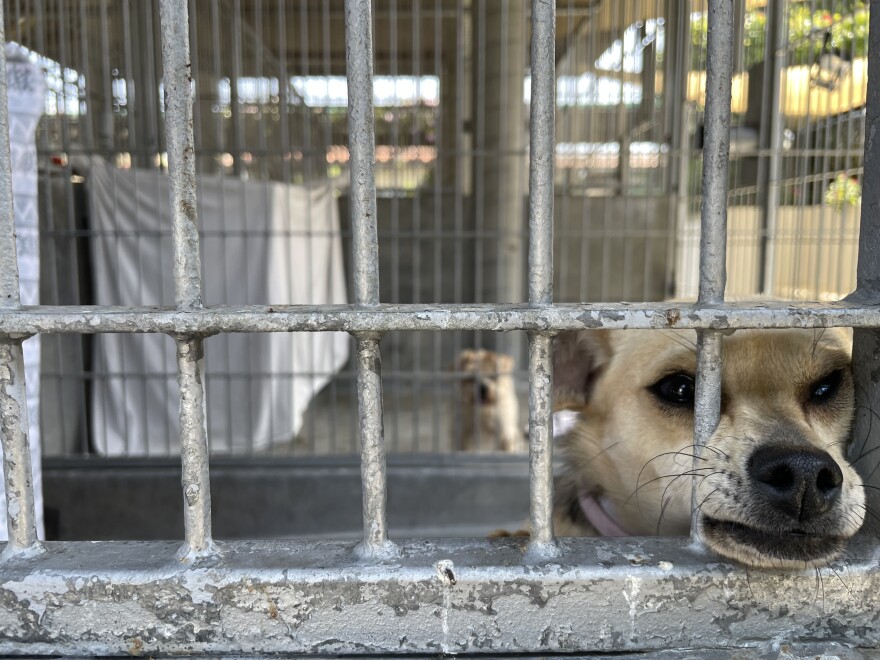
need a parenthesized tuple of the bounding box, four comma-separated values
(88, 160, 349, 455)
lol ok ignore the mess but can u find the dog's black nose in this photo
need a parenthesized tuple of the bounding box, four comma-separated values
(747, 445, 843, 522)
(478, 382, 491, 403)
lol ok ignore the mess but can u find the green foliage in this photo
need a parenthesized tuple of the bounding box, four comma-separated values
(690, 0, 869, 71)
(824, 173, 862, 209)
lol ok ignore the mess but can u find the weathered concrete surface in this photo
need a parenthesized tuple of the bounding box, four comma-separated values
(0, 536, 879, 656)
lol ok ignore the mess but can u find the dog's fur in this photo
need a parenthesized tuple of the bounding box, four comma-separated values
(551, 327, 865, 568)
(454, 349, 525, 453)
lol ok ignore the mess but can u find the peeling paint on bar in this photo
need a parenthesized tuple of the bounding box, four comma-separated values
(1, 537, 879, 656)
(1, 302, 879, 336)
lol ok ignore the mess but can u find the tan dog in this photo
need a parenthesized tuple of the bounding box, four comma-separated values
(454, 349, 525, 453)
(550, 327, 865, 569)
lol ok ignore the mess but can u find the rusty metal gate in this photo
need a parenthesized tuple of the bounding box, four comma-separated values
(1, 0, 880, 656)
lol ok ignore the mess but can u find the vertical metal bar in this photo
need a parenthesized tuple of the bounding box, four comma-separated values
(758, 0, 786, 295)
(691, 0, 733, 544)
(0, 2, 40, 556)
(526, 0, 558, 560)
(849, 0, 880, 534)
(158, 0, 214, 558)
(345, 0, 395, 558)
(346, 0, 380, 309)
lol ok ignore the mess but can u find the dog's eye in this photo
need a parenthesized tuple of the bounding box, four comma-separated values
(650, 373, 695, 408)
(808, 370, 843, 404)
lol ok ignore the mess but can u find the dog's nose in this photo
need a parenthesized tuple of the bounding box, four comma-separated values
(747, 444, 843, 522)
(478, 382, 491, 403)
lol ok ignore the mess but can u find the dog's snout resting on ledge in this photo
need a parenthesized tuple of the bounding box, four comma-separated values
(543, 327, 866, 569)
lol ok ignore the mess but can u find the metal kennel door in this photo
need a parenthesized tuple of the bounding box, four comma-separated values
(1, 0, 880, 656)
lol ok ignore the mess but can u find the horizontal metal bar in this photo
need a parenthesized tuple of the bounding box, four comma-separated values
(0, 537, 879, 656)
(1, 302, 879, 335)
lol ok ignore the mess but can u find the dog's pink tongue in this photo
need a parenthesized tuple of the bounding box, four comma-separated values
(578, 491, 629, 537)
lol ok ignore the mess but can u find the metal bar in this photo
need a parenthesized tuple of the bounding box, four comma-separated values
(5, 301, 880, 335)
(0, 341, 39, 555)
(158, 0, 214, 557)
(174, 337, 213, 556)
(345, 0, 380, 308)
(692, 0, 734, 544)
(160, 0, 203, 309)
(848, 0, 880, 535)
(527, 0, 555, 307)
(345, 0, 394, 558)
(757, 0, 786, 295)
(526, 0, 557, 560)
(0, 1, 40, 556)
(353, 335, 395, 558)
(2, 537, 880, 656)
(697, 0, 733, 305)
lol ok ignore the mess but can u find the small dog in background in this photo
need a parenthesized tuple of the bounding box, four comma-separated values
(453, 349, 526, 453)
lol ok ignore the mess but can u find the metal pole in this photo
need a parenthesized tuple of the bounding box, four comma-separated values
(345, 0, 396, 559)
(848, 0, 880, 534)
(691, 0, 733, 545)
(758, 0, 787, 295)
(525, 0, 558, 560)
(158, 0, 214, 559)
(0, 0, 41, 557)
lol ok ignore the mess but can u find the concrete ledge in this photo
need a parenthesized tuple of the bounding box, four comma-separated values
(0, 536, 878, 656)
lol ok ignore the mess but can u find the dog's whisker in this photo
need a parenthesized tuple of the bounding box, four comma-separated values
(626, 468, 714, 505)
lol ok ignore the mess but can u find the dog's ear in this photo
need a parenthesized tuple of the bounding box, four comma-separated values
(553, 330, 612, 410)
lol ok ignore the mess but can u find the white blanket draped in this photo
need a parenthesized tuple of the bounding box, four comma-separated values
(88, 160, 349, 455)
